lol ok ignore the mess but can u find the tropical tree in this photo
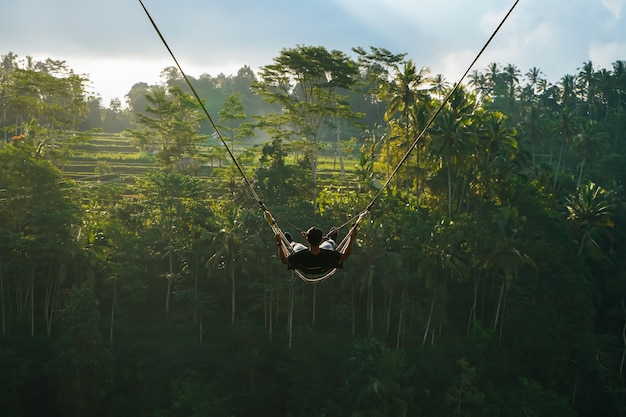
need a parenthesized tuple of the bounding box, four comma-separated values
(136, 171, 213, 316)
(252, 45, 359, 206)
(0, 143, 81, 336)
(565, 181, 614, 256)
(429, 87, 477, 218)
(476, 110, 519, 200)
(571, 120, 608, 187)
(551, 107, 578, 190)
(419, 220, 468, 345)
(131, 85, 204, 172)
(218, 92, 253, 152)
(206, 207, 260, 324)
(486, 206, 536, 337)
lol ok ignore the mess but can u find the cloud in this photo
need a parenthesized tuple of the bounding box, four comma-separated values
(590, 41, 626, 69)
(601, 0, 625, 18)
(3, 0, 625, 105)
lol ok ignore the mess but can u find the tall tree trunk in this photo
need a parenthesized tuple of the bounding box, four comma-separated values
(30, 268, 34, 337)
(165, 251, 172, 316)
(553, 139, 565, 190)
(396, 284, 407, 350)
(269, 284, 273, 344)
(467, 269, 480, 336)
(312, 283, 317, 326)
(288, 275, 295, 349)
(423, 295, 435, 346)
(367, 264, 375, 336)
(351, 287, 356, 336)
(576, 158, 586, 188)
(385, 290, 393, 337)
(447, 165, 453, 219)
(0, 261, 5, 335)
(492, 279, 506, 332)
(619, 296, 626, 377)
(199, 315, 203, 344)
(231, 270, 236, 324)
(45, 267, 61, 336)
(110, 279, 117, 343)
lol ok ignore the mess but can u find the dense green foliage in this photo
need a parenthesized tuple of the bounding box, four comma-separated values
(1, 49, 626, 416)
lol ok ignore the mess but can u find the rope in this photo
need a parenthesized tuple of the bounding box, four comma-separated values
(138, 0, 518, 280)
(137, 0, 266, 211)
(365, 0, 520, 212)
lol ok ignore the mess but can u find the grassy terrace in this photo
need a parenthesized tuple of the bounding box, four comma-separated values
(58, 133, 361, 189)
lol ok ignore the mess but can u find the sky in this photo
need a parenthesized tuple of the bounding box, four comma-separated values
(3, 0, 625, 106)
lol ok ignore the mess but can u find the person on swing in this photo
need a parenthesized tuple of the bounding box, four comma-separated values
(275, 227, 357, 273)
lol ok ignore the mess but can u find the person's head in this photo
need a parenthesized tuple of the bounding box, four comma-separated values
(305, 227, 323, 246)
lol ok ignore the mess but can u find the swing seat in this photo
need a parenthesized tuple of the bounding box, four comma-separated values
(265, 210, 367, 282)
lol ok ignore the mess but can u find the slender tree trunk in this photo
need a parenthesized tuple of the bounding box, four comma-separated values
(467, 269, 480, 336)
(193, 261, 199, 325)
(165, 251, 172, 316)
(577, 158, 586, 188)
(231, 271, 236, 324)
(269, 284, 273, 344)
(553, 139, 565, 190)
(30, 269, 34, 336)
(578, 233, 587, 256)
(312, 283, 317, 326)
(447, 165, 453, 219)
(0, 261, 4, 335)
(312, 143, 319, 208)
(199, 315, 203, 344)
(619, 296, 626, 377)
(498, 284, 509, 340)
(288, 275, 295, 349)
(492, 278, 506, 332)
(367, 264, 375, 336)
(45, 267, 61, 336)
(351, 287, 356, 336)
(385, 290, 393, 337)
(423, 295, 435, 346)
(396, 284, 407, 350)
(110, 279, 117, 343)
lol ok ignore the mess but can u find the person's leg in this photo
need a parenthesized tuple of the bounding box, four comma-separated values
(285, 232, 307, 252)
(291, 242, 307, 252)
(320, 239, 336, 250)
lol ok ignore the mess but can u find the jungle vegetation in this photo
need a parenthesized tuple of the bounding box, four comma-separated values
(1, 48, 626, 417)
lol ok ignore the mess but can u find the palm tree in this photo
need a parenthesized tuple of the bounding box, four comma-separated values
(419, 220, 467, 345)
(525, 67, 544, 97)
(502, 63, 522, 115)
(519, 104, 547, 170)
(206, 208, 258, 324)
(431, 73, 450, 99)
(577, 61, 597, 118)
(613, 60, 626, 112)
(487, 207, 536, 338)
(468, 70, 490, 101)
(565, 182, 614, 256)
(382, 59, 432, 127)
(552, 107, 578, 190)
(429, 87, 477, 218)
(558, 74, 578, 111)
(571, 120, 609, 187)
(484, 62, 501, 97)
(476, 111, 518, 200)
(380, 60, 433, 196)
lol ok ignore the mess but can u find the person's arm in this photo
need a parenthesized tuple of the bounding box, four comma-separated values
(275, 234, 289, 264)
(339, 229, 358, 261)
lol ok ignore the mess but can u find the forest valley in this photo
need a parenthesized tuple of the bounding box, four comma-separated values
(1, 48, 626, 417)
